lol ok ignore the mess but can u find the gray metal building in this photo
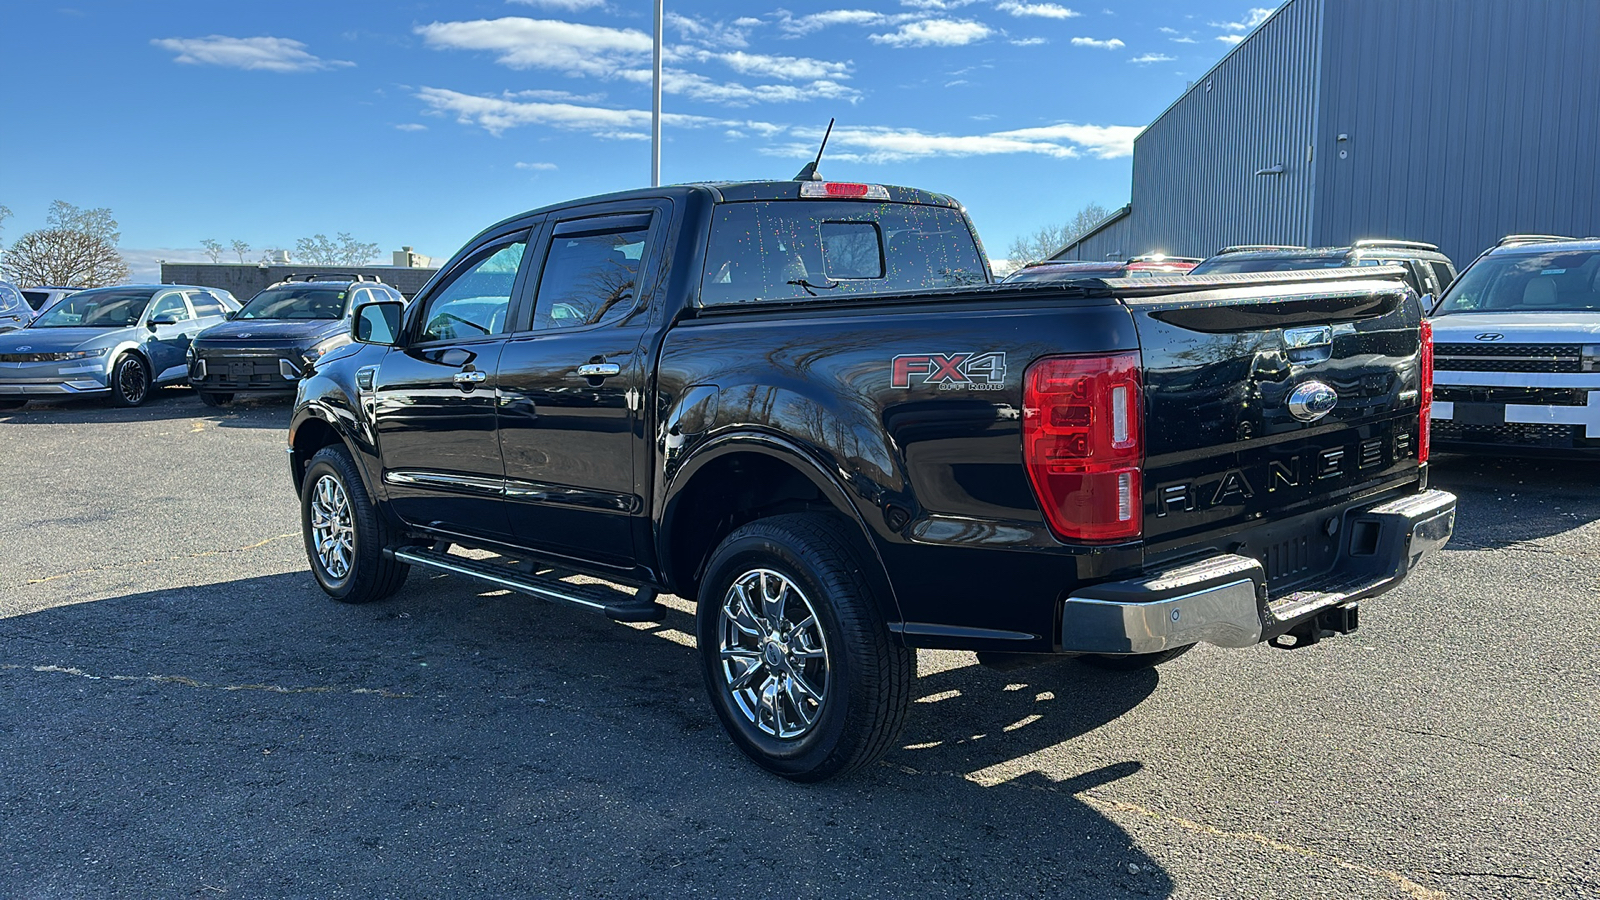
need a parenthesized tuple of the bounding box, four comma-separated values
(159, 263, 439, 302)
(1056, 0, 1600, 269)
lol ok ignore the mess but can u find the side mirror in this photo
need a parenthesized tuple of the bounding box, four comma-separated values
(353, 300, 404, 346)
(147, 314, 179, 330)
(224, 310, 237, 320)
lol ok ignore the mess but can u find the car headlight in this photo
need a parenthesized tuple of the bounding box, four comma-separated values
(301, 335, 351, 368)
(186, 344, 196, 364)
(49, 349, 108, 361)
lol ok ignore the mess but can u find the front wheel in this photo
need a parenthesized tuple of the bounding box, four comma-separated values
(301, 445, 408, 603)
(697, 513, 914, 782)
(108, 354, 150, 407)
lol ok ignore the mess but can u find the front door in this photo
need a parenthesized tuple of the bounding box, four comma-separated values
(143, 289, 199, 380)
(497, 208, 664, 567)
(372, 231, 532, 540)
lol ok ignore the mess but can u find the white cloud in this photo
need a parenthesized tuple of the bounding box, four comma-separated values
(1213, 7, 1274, 31)
(1158, 26, 1178, 33)
(416, 86, 781, 139)
(667, 12, 756, 49)
(1216, 33, 1244, 44)
(1010, 37, 1048, 46)
(515, 161, 559, 170)
(996, 2, 1080, 19)
(415, 18, 650, 77)
(870, 19, 992, 47)
(709, 50, 851, 81)
(394, 123, 428, 131)
(900, 0, 979, 8)
(648, 69, 859, 106)
(150, 35, 353, 72)
(1170, 36, 1197, 43)
(1128, 53, 1175, 64)
(763, 119, 1140, 163)
(1070, 36, 1124, 49)
(780, 10, 902, 35)
(508, 0, 607, 8)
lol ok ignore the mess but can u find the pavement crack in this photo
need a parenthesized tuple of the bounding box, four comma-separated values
(1325, 717, 1598, 778)
(1417, 870, 1559, 886)
(2, 663, 415, 699)
(886, 761, 1449, 900)
(18, 533, 298, 586)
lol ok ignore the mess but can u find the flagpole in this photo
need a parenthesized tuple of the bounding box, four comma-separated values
(651, 0, 663, 187)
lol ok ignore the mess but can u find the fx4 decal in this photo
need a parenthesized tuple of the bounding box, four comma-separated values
(891, 352, 1008, 391)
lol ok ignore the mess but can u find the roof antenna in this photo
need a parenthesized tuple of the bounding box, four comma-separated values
(792, 118, 835, 182)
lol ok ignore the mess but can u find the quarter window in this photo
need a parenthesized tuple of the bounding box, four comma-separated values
(533, 226, 649, 330)
(417, 238, 527, 342)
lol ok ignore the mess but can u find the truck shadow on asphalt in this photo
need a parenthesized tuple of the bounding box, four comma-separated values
(1, 570, 1174, 898)
(1428, 453, 1600, 549)
(0, 389, 291, 428)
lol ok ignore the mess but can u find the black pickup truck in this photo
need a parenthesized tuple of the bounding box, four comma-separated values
(288, 178, 1456, 781)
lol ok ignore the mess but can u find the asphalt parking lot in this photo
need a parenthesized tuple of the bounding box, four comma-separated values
(1, 387, 1595, 899)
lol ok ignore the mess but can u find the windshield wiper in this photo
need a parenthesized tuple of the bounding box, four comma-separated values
(786, 278, 839, 297)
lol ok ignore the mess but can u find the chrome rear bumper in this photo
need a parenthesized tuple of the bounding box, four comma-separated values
(1059, 489, 1457, 655)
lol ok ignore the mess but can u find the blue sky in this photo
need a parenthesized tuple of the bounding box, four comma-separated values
(0, 1, 1275, 279)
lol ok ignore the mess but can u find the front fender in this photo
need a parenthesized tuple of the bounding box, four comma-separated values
(289, 371, 382, 501)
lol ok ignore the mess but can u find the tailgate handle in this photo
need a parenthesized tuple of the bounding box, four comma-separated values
(1283, 325, 1332, 349)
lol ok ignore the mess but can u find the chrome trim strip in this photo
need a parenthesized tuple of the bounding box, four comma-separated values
(279, 359, 302, 380)
(382, 470, 506, 496)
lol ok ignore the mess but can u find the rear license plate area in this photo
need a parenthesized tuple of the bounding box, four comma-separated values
(1256, 523, 1339, 592)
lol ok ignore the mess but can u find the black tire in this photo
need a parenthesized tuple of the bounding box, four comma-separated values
(301, 445, 409, 604)
(1077, 643, 1195, 671)
(696, 513, 914, 782)
(0, 399, 26, 411)
(107, 354, 151, 407)
(198, 391, 233, 408)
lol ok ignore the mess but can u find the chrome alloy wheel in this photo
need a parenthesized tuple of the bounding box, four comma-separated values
(309, 474, 355, 581)
(718, 568, 830, 740)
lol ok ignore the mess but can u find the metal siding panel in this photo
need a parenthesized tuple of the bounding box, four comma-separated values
(1316, 0, 1600, 266)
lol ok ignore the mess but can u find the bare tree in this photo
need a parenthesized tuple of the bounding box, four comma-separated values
(200, 238, 224, 263)
(0, 204, 11, 264)
(295, 232, 381, 267)
(259, 247, 288, 265)
(47, 201, 120, 244)
(230, 239, 251, 263)
(4, 228, 128, 287)
(1005, 202, 1114, 266)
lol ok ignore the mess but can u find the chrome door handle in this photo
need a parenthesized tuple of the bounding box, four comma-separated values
(576, 363, 621, 378)
(453, 370, 487, 384)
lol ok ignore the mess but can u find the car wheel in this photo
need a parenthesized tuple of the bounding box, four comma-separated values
(198, 391, 233, 408)
(697, 513, 914, 782)
(0, 399, 26, 411)
(1077, 644, 1195, 671)
(108, 354, 150, 407)
(301, 445, 409, 604)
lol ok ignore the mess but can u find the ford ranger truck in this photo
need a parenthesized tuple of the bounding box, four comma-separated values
(1429, 234, 1600, 453)
(287, 179, 1456, 781)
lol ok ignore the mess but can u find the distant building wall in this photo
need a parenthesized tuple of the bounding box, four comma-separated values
(1055, 0, 1600, 268)
(159, 263, 439, 301)
(1313, 0, 1600, 265)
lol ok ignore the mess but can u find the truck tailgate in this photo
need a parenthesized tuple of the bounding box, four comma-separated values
(1120, 273, 1426, 585)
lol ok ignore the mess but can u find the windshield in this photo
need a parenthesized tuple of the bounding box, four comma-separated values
(31, 289, 154, 328)
(236, 287, 350, 320)
(1190, 255, 1347, 275)
(1434, 249, 1600, 314)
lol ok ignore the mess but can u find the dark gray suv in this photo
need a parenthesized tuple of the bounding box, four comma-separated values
(1190, 240, 1457, 299)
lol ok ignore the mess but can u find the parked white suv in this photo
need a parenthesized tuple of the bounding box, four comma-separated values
(1429, 235, 1600, 454)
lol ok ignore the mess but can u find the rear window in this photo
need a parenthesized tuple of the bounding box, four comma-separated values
(20, 290, 50, 311)
(1191, 255, 1347, 275)
(700, 201, 988, 306)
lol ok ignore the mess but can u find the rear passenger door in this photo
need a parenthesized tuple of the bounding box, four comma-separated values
(496, 203, 668, 567)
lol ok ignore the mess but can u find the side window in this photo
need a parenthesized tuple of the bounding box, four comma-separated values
(417, 238, 527, 342)
(189, 291, 225, 317)
(533, 224, 649, 330)
(1431, 262, 1456, 292)
(149, 291, 192, 322)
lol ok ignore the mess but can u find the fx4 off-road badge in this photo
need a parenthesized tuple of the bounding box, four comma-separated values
(891, 352, 1007, 391)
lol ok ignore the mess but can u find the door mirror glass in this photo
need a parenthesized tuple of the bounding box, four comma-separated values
(148, 314, 180, 329)
(354, 300, 404, 345)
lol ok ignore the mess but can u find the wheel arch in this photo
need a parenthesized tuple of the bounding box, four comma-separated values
(657, 432, 903, 628)
(289, 402, 378, 499)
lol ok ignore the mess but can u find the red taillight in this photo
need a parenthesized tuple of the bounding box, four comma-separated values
(798, 182, 891, 200)
(1022, 353, 1143, 542)
(1419, 319, 1433, 462)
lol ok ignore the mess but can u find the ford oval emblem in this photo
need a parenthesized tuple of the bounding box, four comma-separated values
(1288, 381, 1338, 422)
(1474, 332, 1504, 341)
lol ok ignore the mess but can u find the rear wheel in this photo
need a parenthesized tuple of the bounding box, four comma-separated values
(108, 354, 150, 407)
(301, 445, 408, 603)
(1077, 644, 1195, 671)
(198, 391, 233, 408)
(697, 513, 913, 782)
